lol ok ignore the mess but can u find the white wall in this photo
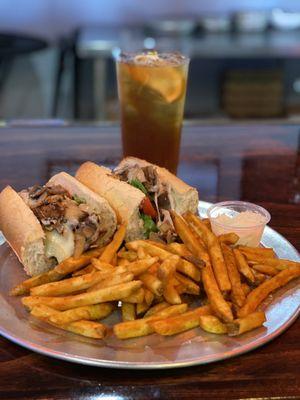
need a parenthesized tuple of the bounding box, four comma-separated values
(0, 0, 299, 41)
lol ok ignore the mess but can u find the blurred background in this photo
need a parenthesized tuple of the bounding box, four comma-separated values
(1, 0, 300, 122)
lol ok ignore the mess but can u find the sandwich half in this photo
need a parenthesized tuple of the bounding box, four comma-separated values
(76, 158, 199, 242)
(0, 172, 117, 276)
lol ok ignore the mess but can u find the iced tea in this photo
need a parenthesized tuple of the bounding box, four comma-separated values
(116, 52, 189, 173)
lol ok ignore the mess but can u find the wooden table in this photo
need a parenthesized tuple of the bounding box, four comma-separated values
(0, 123, 299, 399)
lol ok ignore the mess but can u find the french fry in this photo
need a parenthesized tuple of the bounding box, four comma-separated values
(157, 256, 179, 281)
(143, 301, 170, 318)
(137, 246, 148, 260)
(170, 211, 207, 262)
(99, 224, 126, 263)
(163, 242, 204, 269)
(111, 254, 118, 266)
(150, 305, 212, 336)
(251, 263, 279, 276)
(251, 269, 267, 284)
(227, 311, 266, 336)
(10, 247, 105, 296)
(126, 241, 171, 261)
(175, 273, 200, 295)
(125, 257, 159, 276)
(218, 232, 239, 245)
(238, 267, 300, 317)
(113, 304, 188, 339)
(30, 270, 112, 297)
(144, 288, 154, 306)
(238, 246, 276, 259)
(122, 287, 145, 304)
(202, 266, 233, 322)
(177, 259, 201, 282)
(233, 249, 255, 284)
(202, 218, 212, 230)
(117, 258, 130, 266)
(185, 212, 231, 292)
(30, 304, 107, 339)
(49, 303, 114, 325)
(136, 301, 150, 315)
(117, 249, 137, 262)
(221, 243, 245, 307)
(87, 271, 134, 292)
(139, 273, 163, 296)
(248, 256, 300, 270)
(72, 264, 96, 276)
(121, 302, 136, 321)
(22, 280, 142, 311)
(242, 283, 251, 297)
(163, 280, 181, 304)
(199, 315, 227, 334)
(91, 259, 115, 272)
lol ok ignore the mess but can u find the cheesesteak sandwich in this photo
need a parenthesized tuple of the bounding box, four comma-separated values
(76, 158, 199, 242)
(0, 172, 117, 276)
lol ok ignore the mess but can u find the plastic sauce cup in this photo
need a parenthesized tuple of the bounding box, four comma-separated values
(207, 201, 271, 247)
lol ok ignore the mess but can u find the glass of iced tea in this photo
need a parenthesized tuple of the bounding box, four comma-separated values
(116, 51, 189, 173)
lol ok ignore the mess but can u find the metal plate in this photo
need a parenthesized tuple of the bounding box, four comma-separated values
(0, 201, 299, 369)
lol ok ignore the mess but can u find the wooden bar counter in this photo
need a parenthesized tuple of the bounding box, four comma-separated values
(0, 123, 299, 399)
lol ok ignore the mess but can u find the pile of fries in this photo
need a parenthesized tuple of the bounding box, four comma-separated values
(11, 212, 300, 341)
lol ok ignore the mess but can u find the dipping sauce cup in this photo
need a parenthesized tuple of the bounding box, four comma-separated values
(207, 201, 271, 247)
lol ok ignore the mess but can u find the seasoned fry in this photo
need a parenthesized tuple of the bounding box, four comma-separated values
(242, 283, 251, 297)
(126, 240, 171, 260)
(163, 279, 181, 305)
(144, 288, 154, 306)
(202, 218, 212, 230)
(227, 311, 266, 336)
(185, 212, 231, 292)
(251, 269, 267, 284)
(22, 280, 142, 311)
(238, 267, 300, 317)
(99, 224, 126, 263)
(139, 272, 163, 296)
(175, 273, 200, 295)
(10, 247, 105, 296)
(143, 301, 170, 318)
(137, 246, 148, 260)
(30, 270, 112, 297)
(150, 305, 212, 336)
(167, 243, 192, 258)
(118, 258, 130, 266)
(114, 304, 188, 339)
(221, 243, 245, 307)
(218, 232, 239, 245)
(202, 266, 233, 322)
(117, 249, 137, 262)
(50, 303, 114, 325)
(199, 315, 227, 334)
(157, 256, 179, 281)
(238, 246, 276, 258)
(91, 259, 115, 272)
(244, 254, 300, 270)
(72, 264, 96, 276)
(122, 287, 145, 304)
(233, 249, 255, 283)
(31, 304, 107, 339)
(136, 302, 150, 315)
(126, 257, 159, 276)
(251, 263, 279, 276)
(87, 271, 134, 292)
(121, 302, 136, 321)
(177, 259, 201, 282)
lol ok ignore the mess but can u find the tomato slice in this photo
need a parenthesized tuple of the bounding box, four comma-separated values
(141, 197, 157, 219)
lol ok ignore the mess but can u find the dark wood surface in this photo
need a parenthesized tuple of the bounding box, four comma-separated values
(0, 123, 299, 400)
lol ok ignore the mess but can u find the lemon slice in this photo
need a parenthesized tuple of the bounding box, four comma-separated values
(129, 64, 184, 103)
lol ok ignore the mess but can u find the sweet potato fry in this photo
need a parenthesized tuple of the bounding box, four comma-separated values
(227, 311, 266, 336)
(233, 249, 255, 283)
(30, 270, 112, 297)
(238, 267, 300, 317)
(99, 224, 126, 263)
(22, 280, 142, 311)
(10, 247, 105, 296)
(121, 302, 136, 321)
(202, 266, 233, 322)
(150, 305, 212, 336)
(49, 303, 114, 325)
(218, 232, 239, 245)
(221, 243, 245, 307)
(199, 315, 227, 334)
(185, 212, 231, 292)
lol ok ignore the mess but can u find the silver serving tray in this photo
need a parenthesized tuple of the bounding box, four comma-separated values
(0, 201, 299, 369)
